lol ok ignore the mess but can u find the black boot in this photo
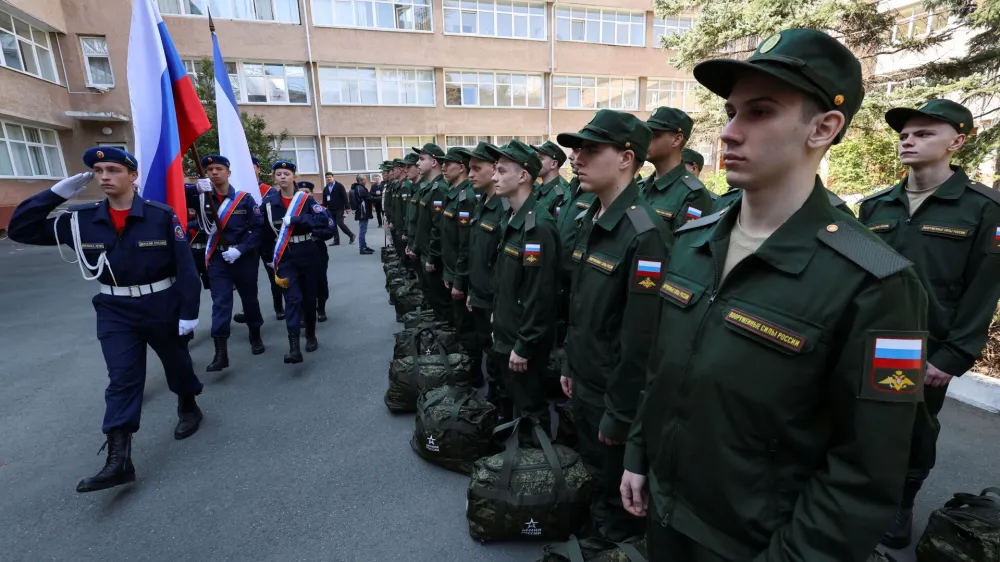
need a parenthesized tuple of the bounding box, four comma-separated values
(881, 473, 926, 549)
(206, 338, 229, 372)
(305, 325, 319, 352)
(249, 326, 265, 355)
(233, 312, 246, 324)
(284, 333, 303, 364)
(317, 301, 328, 323)
(174, 394, 203, 440)
(76, 431, 135, 493)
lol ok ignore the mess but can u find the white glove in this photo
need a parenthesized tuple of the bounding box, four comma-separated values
(178, 319, 199, 336)
(282, 214, 293, 226)
(50, 172, 93, 200)
(196, 178, 212, 193)
(266, 262, 274, 268)
(222, 247, 241, 263)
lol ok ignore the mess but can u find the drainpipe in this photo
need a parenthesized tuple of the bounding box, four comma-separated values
(548, 0, 555, 140)
(301, 0, 326, 176)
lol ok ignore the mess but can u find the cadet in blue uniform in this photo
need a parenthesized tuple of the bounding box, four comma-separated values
(7, 147, 205, 493)
(298, 181, 336, 322)
(185, 155, 266, 372)
(234, 156, 283, 324)
(260, 161, 331, 362)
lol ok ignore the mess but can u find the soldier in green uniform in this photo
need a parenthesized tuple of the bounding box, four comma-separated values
(487, 140, 560, 437)
(462, 142, 507, 409)
(713, 185, 856, 217)
(640, 107, 714, 230)
(438, 147, 483, 383)
(620, 29, 929, 561)
(682, 148, 704, 178)
(859, 99, 1000, 548)
(532, 141, 570, 215)
(399, 154, 421, 274)
(555, 149, 597, 346)
(414, 144, 455, 321)
(553, 110, 673, 552)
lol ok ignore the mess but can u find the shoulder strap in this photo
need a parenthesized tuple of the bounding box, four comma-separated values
(625, 206, 655, 235)
(967, 181, 1000, 205)
(458, 189, 467, 202)
(682, 174, 705, 191)
(816, 222, 913, 279)
(525, 210, 536, 232)
(858, 185, 894, 204)
(68, 201, 100, 212)
(675, 209, 725, 234)
(502, 198, 511, 212)
(575, 209, 588, 221)
(554, 184, 565, 198)
(826, 190, 847, 208)
(144, 199, 174, 213)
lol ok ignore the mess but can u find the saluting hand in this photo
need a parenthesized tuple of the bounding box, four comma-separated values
(620, 471, 648, 517)
(50, 172, 93, 200)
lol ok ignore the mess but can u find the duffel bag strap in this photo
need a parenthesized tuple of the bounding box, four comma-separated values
(446, 390, 476, 422)
(493, 416, 526, 530)
(535, 422, 571, 535)
(616, 540, 647, 562)
(544, 535, 586, 562)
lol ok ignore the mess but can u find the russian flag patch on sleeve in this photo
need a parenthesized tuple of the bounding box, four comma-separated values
(684, 206, 703, 221)
(861, 332, 927, 402)
(631, 257, 663, 293)
(523, 242, 541, 266)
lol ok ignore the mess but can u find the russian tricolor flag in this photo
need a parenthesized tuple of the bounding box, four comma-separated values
(995, 226, 1000, 244)
(685, 206, 703, 220)
(524, 243, 541, 256)
(637, 259, 662, 279)
(127, 0, 210, 230)
(873, 338, 924, 370)
(212, 25, 258, 203)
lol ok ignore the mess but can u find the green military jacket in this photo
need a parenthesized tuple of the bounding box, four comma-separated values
(625, 180, 928, 562)
(859, 167, 1000, 376)
(640, 163, 714, 231)
(556, 177, 597, 284)
(420, 175, 450, 267)
(565, 181, 673, 442)
(492, 193, 560, 359)
(401, 179, 419, 245)
(468, 191, 506, 310)
(440, 179, 477, 288)
(712, 185, 856, 217)
(535, 175, 570, 216)
(384, 180, 396, 225)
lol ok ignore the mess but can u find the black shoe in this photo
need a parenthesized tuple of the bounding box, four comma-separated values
(349, 235, 356, 245)
(249, 326, 265, 355)
(76, 431, 135, 493)
(276, 311, 285, 320)
(317, 306, 328, 323)
(233, 312, 247, 324)
(174, 394, 203, 440)
(284, 334, 303, 364)
(329, 241, 340, 246)
(305, 337, 318, 352)
(206, 338, 229, 372)
(881, 507, 913, 549)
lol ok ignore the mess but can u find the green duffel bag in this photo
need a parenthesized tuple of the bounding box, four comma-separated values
(539, 535, 646, 562)
(381, 247, 397, 262)
(388, 276, 408, 301)
(394, 285, 426, 318)
(466, 418, 594, 543)
(868, 550, 898, 562)
(393, 324, 457, 360)
(411, 385, 500, 474)
(916, 487, 1000, 561)
(401, 308, 437, 328)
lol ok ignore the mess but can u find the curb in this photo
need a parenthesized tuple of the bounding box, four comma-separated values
(947, 371, 1000, 414)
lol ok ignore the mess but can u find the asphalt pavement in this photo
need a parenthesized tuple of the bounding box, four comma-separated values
(1, 220, 997, 562)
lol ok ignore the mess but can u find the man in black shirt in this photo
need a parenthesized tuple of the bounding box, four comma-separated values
(323, 172, 355, 246)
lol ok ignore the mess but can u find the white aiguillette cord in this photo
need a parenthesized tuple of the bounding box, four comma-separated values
(198, 192, 218, 235)
(53, 211, 118, 285)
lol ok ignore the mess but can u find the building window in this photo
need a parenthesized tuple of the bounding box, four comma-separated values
(494, 134, 545, 146)
(444, 71, 544, 108)
(893, 4, 950, 41)
(555, 7, 644, 47)
(241, 63, 308, 104)
(443, 0, 546, 39)
(688, 142, 715, 169)
(157, 0, 300, 23)
(0, 11, 59, 83)
(445, 135, 493, 149)
(271, 136, 319, 174)
(654, 16, 692, 42)
(311, 0, 432, 31)
(385, 135, 435, 160)
(552, 75, 638, 110)
(318, 66, 435, 106)
(328, 137, 386, 172)
(0, 121, 66, 179)
(81, 37, 114, 88)
(646, 79, 700, 112)
(184, 59, 241, 100)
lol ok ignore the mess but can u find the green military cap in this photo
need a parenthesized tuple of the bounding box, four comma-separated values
(485, 139, 542, 178)
(885, 99, 975, 135)
(403, 152, 420, 165)
(531, 141, 567, 166)
(460, 141, 498, 164)
(392, 158, 406, 167)
(439, 146, 471, 167)
(647, 107, 694, 139)
(681, 148, 704, 170)
(556, 109, 653, 162)
(412, 142, 446, 159)
(693, 28, 863, 143)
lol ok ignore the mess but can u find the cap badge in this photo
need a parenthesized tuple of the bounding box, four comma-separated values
(625, 142, 631, 148)
(96, 150, 104, 158)
(207, 157, 213, 163)
(759, 33, 781, 53)
(834, 94, 845, 106)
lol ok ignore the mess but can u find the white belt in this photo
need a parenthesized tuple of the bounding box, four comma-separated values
(289, 235, 310, 243)
(100, 277, 175, 298)
(190, 243, 206, 249)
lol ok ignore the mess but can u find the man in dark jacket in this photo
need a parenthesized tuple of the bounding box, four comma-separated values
(323, 172, 354, 245)
(350, 175, 374, 255)
(370, 175, 385, 227)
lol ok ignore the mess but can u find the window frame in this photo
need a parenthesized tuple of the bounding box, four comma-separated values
(318, 65, 436, 107)
(442, 0, 547, 41)
(187, 60, 309, 106)
(271, 136, 320, 174)
(555, 6, 645, 47)
(443, 70, 546, 109)
(0, 10, 60, 84)
(309, 0, 434, 33)
(444, 134, 544, 149)
(326, 135, 435, 173)
(653, 16, 693, 43)
(156, 0, 301, 24)
(645, 78, 701, 113)
(0, 120, 67, 180)
(551, 74, 639, 110)
(80, 36, 114, 88)
(891, 4, 950, 41)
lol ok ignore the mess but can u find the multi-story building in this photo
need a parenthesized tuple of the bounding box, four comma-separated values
(0, 0, 716, 230)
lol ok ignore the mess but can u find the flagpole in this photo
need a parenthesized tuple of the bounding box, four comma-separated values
(191, 8, 221, 223)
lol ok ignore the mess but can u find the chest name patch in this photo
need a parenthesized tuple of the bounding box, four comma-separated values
(660, 280, 692, 304)
(921, 224, 971, 238)
(725, 309, 805, 352)
(586, 255, 616, 273)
